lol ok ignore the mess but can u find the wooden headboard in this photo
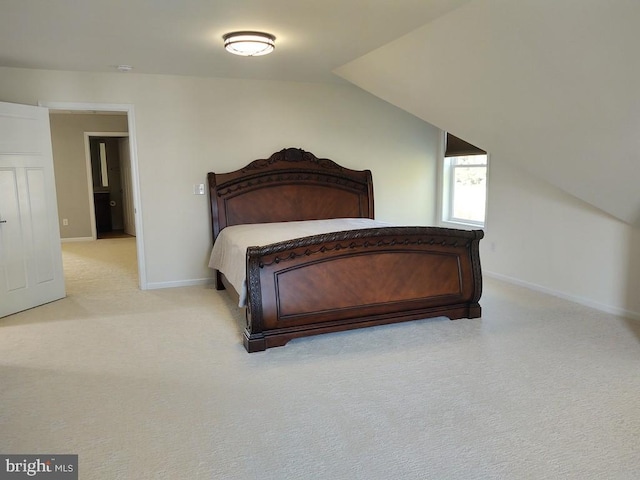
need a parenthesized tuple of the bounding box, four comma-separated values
(208, 148, 374, 240)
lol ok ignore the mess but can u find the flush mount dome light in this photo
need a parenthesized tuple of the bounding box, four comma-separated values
(223, 31, 276, 56)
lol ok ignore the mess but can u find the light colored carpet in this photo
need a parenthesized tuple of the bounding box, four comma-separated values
(1, 237, 639, 479)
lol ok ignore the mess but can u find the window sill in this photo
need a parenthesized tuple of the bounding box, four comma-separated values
(439, 219, 484, 230)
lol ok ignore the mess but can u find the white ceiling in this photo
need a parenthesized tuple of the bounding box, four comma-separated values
(0, 0, 470, 83)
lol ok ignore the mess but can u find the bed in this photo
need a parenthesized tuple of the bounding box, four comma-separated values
(208, 147, 484, 352)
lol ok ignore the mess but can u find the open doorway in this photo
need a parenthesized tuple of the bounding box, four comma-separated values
(86, 134, 135, 239)
(42, 102, 147, 290)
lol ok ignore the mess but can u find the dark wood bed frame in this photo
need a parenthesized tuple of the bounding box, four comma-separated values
(208, 148, 484, 352)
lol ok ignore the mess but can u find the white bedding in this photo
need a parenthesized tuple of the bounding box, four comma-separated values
(208, 218, 392, 307)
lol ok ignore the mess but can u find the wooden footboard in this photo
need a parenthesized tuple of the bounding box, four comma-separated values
(243, 226, 483, 352)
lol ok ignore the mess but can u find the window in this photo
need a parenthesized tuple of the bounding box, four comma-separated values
(441, 133, 488, 227)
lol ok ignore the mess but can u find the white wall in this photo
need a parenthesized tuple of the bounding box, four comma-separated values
(0, 67, 440, 288)
(335, 0, 640, 319)
(482, 159, 640, 319)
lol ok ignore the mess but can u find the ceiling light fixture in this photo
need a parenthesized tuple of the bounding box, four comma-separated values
(223, 31, 276, 57)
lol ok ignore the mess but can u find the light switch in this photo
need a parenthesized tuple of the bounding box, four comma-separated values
(194, 184, 206, 195)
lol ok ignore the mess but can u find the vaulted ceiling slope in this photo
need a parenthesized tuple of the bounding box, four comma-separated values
(335, 0, 640, 226)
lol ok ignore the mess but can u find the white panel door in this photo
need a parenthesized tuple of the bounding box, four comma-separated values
(0, 101, 65, 318)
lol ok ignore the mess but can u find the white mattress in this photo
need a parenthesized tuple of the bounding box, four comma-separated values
(208, 218, 392, 307)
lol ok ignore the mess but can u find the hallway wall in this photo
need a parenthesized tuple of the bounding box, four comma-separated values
(49, 112, 128, 239)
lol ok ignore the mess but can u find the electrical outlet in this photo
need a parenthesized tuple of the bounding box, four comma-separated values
(62, 218, 69, 226)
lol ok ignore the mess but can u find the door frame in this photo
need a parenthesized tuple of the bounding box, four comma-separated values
(83, 132, 129, 241)
(39, 101, 147, 290)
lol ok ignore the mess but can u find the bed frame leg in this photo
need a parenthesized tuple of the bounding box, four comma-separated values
(243, 331, 266, 352)
(214, 270, 225, 291)
(467, 303, 482, 318)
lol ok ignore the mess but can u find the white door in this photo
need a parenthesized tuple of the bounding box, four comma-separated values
(0, 101, 65, 318)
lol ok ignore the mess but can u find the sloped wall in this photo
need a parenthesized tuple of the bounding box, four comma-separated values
(335, 0, 640, 318)
(335, 0, 640, 226)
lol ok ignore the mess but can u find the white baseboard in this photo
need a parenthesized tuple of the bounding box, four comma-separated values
(61, 237, 94, 243)
(144, 278, 215, 290)
(484, 270, 640, 321)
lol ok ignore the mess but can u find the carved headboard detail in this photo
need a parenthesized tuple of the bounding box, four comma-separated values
(208, 148, 374, 240)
